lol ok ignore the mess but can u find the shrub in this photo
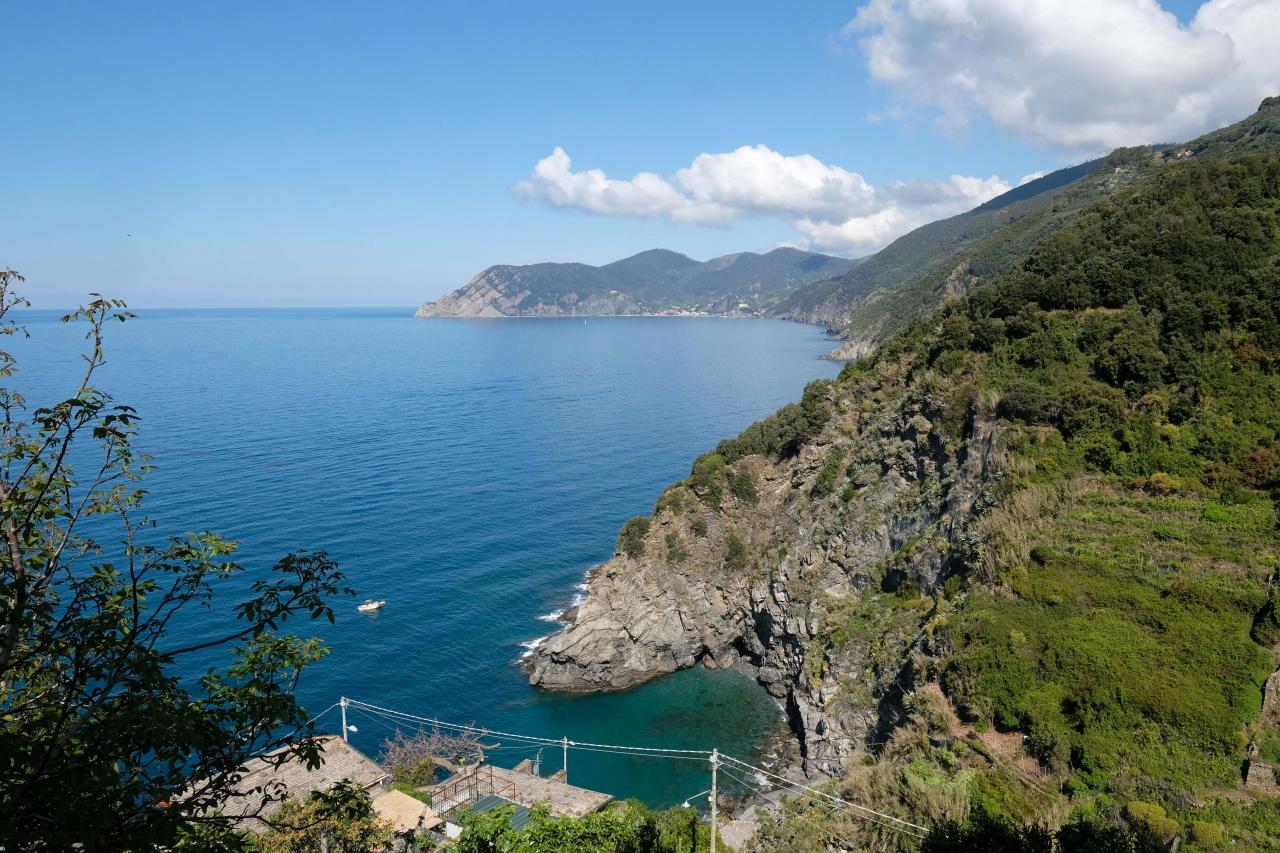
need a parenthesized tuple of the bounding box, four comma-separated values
(724, 533, 748, 571)
(933, 314, 973, 358)
(1076, 431, 1120, 472)
(812, 448, 845, 498)
(1056, 817, 1153, 853)
(1240, 447, 1278, 488)
(1190, 820, 1226, 848)
(1145, 471, 1184, 494)
(689, 454, 726, 507)
(997, 379, 1058, 425)
(1060, 380, 1126, 437)
(971, 317, 1007, 352)
(1252, 596, 1280, 646)
(714, 380, 831, 462)
(391, 758, 435, 787)
(921, 808, 1053, 853)
(654, 488, 684, 516)
(1124, 800, 1179, 841)
(690, 516, 708, 538)
(617, 516, 650, 559)
(664, 532, 688, 564)
(391, 782, 432, 804)
(1016, 325, 1073, 368)
(729, 467, 758, 504)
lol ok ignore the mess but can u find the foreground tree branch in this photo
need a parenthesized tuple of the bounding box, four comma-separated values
(0, 270, 354, 850)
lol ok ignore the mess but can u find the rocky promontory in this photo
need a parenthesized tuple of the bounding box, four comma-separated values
(525, 360, 1005, 774)
(415, 248, 858, 319)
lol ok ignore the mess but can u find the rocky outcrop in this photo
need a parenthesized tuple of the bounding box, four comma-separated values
(415, 266, 642, 318)
(526, 363, 1005, 775)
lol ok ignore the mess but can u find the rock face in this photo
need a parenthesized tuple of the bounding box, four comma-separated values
(525, 363, 1005, 775)
(415, 265, 643, 318)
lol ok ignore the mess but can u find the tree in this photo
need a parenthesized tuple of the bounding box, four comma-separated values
(0, 271, 352, 849)
(1094, 320, 1167, 396)
(381, 725, 490, 785)
(257, 780, 393, 853)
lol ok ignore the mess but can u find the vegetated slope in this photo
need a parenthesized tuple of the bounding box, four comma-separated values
(413, 247, 859, 317)
(767, 158, 1104, 332)
(529, 153, 1280, 850)
(772, 96, 1280, 359)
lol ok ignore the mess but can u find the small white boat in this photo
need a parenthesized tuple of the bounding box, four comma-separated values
(357, 599, 386, 613)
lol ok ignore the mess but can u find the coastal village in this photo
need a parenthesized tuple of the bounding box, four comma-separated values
(223, 732, 614, 850)
(212, 694, 792, 852)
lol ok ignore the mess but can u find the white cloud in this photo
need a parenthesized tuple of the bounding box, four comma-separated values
(848, 0, 1280, 152)
(515, 146, 1009, 255)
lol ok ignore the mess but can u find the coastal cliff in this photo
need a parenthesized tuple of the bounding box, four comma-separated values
(526, 361, 1005, 775)
(527, 147, 1280, 848)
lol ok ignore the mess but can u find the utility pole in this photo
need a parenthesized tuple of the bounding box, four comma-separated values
(710, 748, 718, 853)
(340, 697, 349, 742)
(562, 736, 569, 782)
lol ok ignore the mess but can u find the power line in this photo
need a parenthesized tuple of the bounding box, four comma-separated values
(346, 697, 714, 755)
(339, 696, 928, 838)
(349, 702, 712, 763)
(719, 764, 923, 840)
(305, 702, 340, 726)
(719, 753, 926, 836)
(717, 765, 868, 851)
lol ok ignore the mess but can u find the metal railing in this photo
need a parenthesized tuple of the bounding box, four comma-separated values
(427, 765, 517, 815)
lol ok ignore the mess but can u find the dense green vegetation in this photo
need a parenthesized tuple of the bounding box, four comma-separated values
(455, 800, 710, 853)
(733, 147, 1280, 850)
(908, 153, 1279, 845)
(921, 809, 1165, 853)
(618, 516, 652, 558)
(777, 97, 1280, 352)
(712, 379, 831, 463)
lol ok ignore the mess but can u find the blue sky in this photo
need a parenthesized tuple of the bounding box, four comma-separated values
(1, 0, 1266, 308)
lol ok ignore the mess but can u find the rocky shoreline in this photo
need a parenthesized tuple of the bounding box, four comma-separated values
(524, 363, 1004, 776)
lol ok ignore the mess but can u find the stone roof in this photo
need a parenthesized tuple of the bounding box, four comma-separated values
(486, 764, 613, 818)
(217, 735, 388, 832)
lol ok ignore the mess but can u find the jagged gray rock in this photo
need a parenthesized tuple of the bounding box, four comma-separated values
(525, 367, 1005, 775)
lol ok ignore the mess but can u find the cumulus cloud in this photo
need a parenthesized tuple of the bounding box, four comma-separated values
(515, 146, 1009, 255)
(848, 0, 1280, 152)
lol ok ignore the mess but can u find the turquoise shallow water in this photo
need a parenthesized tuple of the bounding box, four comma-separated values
(11, 308, 839, 806)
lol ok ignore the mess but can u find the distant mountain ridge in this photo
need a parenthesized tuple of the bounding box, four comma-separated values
(777, 95, 1280, 357)
(414, 248, 859, 318)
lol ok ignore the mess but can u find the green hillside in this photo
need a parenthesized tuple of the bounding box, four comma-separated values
(772, 97, 1280, 358)
(757, 152, 1280, 851)
(415, 247, 859, 317)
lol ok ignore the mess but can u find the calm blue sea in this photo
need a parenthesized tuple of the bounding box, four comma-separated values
(11, 308, 840, 806)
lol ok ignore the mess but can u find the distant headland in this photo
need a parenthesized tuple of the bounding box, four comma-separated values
(413, 247, 859, 318)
